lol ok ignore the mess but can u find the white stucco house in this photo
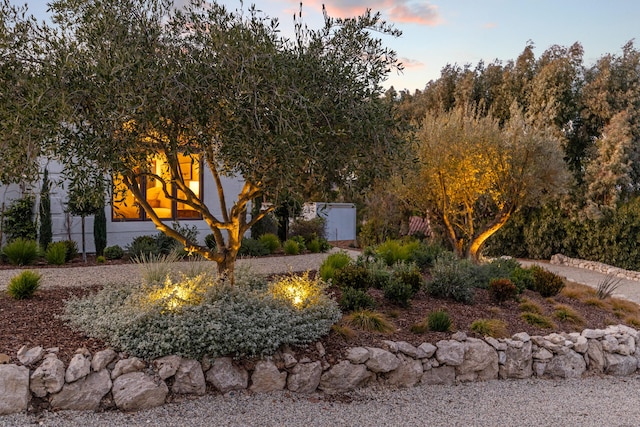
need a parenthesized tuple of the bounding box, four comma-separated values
(0, 157, 245, 252)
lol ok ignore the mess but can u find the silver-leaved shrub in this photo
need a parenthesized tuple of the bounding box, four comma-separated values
(61, 268, 341, 360)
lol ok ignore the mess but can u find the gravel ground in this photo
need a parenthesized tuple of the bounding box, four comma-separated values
(3, 376, 640, 427)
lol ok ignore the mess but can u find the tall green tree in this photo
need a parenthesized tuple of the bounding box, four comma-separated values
(38, 167, 52, 249)
(401, 107, 569, 261)
(47, 0, 401, 278)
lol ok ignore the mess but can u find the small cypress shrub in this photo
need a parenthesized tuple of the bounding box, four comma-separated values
(427, 309, 452, 332)
(488, 278, 518, 303)
(2, 238, 39, 266)
(258, 233, 281, 254)
(93, 208, 107, 257)
(45, 241, 68, 265)
(339, 287, 376, 311)
(103, 245, 125, 260)
(7, 270, 41, 299)
(38, 168, 53, 250)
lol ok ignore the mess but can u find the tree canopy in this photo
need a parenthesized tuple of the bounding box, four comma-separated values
(43, 0, 402, 276)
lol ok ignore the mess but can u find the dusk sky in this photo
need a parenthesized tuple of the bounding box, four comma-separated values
(16, 0, 640, 92)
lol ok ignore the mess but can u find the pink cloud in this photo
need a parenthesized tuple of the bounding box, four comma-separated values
(399, 57, 425, 69)
(286, 1, 442, 26)
(483, 22, 497, 29)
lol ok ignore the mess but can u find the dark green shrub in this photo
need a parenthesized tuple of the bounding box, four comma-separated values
(154, 232, 177, 256)
(45, 241, 68, 265)
(510, 266, 535, 293)
(127, 235, 158, 258)
(282, 239, 300, 255)
(531, 266, 565, 297)
(93, 208, 107, 256)
(238, 238, 270, 257)
(103, 245, 125, 260)
(408, 242, 445, 270)
(426, 252, 476, 304)
(427, 309, 452, 332)
(61, 240, 79, 262)
(288, 217, 326, 242)
(306, 238, 321, 253)
(383, 277, 414, 307)
(392, 262, 423, 293)
(39, 169, 53, 250)
(339, 287, 376, 311)
(258, 233, 281, 254)
(289, 235, 306, 252)
(488, 278, 518, 303)
(319, 251, 352, 281)
(2, 238, 39, 266)
(7, 270, 41, 299)
(474, 258, 521, 289)
(204, 234, 217, 250)
(333, 265, 371, 290)
(3, 195, 37, 242)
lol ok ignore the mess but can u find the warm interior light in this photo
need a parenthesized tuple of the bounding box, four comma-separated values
(188, 180, 199, 196)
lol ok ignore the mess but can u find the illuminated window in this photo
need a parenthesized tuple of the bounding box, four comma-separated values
(112, 153, 202, 221)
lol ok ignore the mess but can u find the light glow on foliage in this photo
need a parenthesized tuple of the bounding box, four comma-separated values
(147, 273, 210, 311)
(269, 272, 324, 309)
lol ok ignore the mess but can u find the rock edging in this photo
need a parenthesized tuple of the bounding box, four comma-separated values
(2, 324, 640, 415)
(551, 253, 640, 281)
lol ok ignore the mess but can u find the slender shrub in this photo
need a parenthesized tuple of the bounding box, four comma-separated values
(39, 168, 53, 250)
(93, 208, 107, 256)
(596, 274, 622, 300)
(45, 241, 68, 265)
(2, 238, 39, 266)
(7, 270, 41, 299)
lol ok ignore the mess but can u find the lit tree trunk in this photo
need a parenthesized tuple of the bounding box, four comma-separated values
(466, 209, 513, 262)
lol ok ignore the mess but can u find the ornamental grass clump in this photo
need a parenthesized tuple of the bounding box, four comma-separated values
(7, 270, 41, 299)
(319, 251, 352, 281)
(345, 310, 394, 333)
(45, 241, 67, 265)
(2, 238, 39, 266)
(61, 267, 340, 360)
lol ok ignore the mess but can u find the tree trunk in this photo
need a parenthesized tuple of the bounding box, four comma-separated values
(466, 211, 512, 263)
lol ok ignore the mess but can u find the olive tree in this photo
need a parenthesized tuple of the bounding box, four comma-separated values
(401, 107, 569, 261)
(47, 0, 401, 278)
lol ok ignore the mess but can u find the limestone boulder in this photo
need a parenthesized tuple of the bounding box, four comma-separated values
(0, 365, 30, 415)
(111, 357, 146, 380)
(416, 343, 437, 359)
(500, 340, 532, 379)
(287, 361, 322, 393)
(153, 355, 182, 380)
(544, 350, 586, 379)
(206, 357, 248, 393)
(421, 365, 455, 385)
(112, 372, 168, 412)
(66, 352, 91, 383)
(50, 369, 112, 411)
(91, 349, 117, 372)
(172, 359, 206, 395)
(435, 340, 465, 366)
(586, 340, 605, 372)
(385, 357, 423, 388)
(456, 338, 499, 382)
(346, 347, 370, 364)
(17, 345, 45, 366)
(319, 361, 374, 394)
(605, 353, 637, 376)
(250, 360, 287, 393)
(30, 354, 65, 397)
(365, 347, 400, 373)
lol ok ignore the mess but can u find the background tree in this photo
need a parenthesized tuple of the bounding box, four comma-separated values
(401, 107, 569, 261)
(47, 0, 401, 278)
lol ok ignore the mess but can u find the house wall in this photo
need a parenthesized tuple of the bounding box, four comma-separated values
(302, 202, 357, 242)
(0, 159, 248, 252)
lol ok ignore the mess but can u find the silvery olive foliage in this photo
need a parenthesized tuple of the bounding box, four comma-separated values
(61, 269, 341, 360)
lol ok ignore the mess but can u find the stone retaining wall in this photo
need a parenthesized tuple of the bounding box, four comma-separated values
(2, 324, 640, 415)
(551, 254, 640, 281)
